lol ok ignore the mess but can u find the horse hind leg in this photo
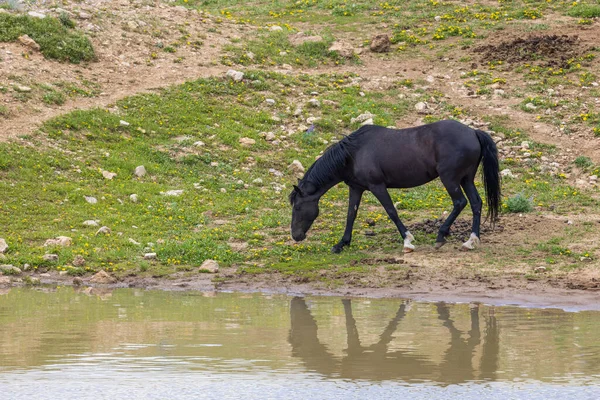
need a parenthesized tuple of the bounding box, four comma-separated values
(435, 179, 467, 249)
(460, 179, 483, 251)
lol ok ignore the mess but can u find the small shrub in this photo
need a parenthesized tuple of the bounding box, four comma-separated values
(505, 193, 533, 213)
(58, 12, 75, 29)
(42, 90, 66, 105)
(574, 156, 593, 169)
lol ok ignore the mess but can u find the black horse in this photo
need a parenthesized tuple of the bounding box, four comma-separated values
(289, 120, 501, 252)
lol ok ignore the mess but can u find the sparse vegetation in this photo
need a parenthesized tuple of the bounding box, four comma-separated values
(0, 13, 95, 63)
(505, 193, 534, 213)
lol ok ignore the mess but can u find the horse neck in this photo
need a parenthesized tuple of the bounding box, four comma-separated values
(303, 161, 344, 198)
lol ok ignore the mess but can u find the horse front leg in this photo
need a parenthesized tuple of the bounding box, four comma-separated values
(332, 186, 364, 253)
(369, 184, 415, 253)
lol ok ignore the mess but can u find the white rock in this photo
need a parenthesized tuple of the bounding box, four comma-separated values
(269, 25, 283, 31)
(134, 165, 146, 177)
(226, 69, 244, 82)
(144, 253, 157, 260)
(264, 132, 276, 141)
(161, 190, 184, 197)
(308, 99, 321, 107)
(194, 141, 205, 147)
(79, 11, 92, 19)
(525, 103, 537, 110)
(288, 160, 305, 177)
(500, 169, 514, 178)
(0, 239, 7, 254)
(306, 117, 320, 124)
(252, 178, 263, 185)
(83, 220, 99, 227)
(43, 254, 59, 262)
(129, 238, 141, 245)
(119, 120, 130, 126)
(494, 89, 505, 96)
(130, 194, 138, 203)
(269, 168, 283, 177)
(28, 11, 46, 19)
(44, 236, 72, 247)
(361, 118, 374, 126)
(351, 112, 375, 124)
(199, 259, 219, 273)
(415, 102, 428, 113)
(13, 85, 32, 93)
(96, 226, 111, 235)
(102, 170, 117, 180)
(84, 196, 97, 204)
(265, 98, 276, 105)
(239, 137, 256, 147)
(521, 141, 530, 149)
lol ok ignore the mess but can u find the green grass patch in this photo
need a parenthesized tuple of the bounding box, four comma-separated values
(567, 4, 600, 18)
(0, 13, 95, 63)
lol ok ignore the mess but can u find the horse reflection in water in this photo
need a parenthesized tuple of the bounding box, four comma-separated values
(288, 297, 499, 384)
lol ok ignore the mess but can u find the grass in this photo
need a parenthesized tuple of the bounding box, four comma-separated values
(222, 29, 349, 68)
(0, 69, 597, 281)
(2, 0, 600, 284)
(0, 13, 95, 63)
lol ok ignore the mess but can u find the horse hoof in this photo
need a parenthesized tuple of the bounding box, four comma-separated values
(331, 246, 343, 254)
(434, 241, 446, 250)
(403, 247, 414, 254)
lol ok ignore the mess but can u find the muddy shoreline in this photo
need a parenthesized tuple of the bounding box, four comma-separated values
(6, 271, 598, 312)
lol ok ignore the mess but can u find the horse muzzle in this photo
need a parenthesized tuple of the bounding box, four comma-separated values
(291, 232, 306, 242)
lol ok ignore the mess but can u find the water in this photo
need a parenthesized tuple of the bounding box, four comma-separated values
(1, 287, 600, 399)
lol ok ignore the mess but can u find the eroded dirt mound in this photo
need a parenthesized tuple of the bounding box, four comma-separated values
(475, 35, 583, 67)
(409, 218, 501, 242)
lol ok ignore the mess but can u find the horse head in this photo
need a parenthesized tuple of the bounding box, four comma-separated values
(289, 181, 320, 242)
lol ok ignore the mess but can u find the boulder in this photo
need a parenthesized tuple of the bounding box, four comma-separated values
(226, 69, 244, 82)
(199, 259, 219, 273)
(18, 34, 40, 51)
(328, 41, 355, 58)
(288, 160, 305, 178)
(43, 254, 59, 262)
(370, 34, 391, 53)
(134, 165, 146, 177)
(0, 238, 7, 254)
(44, 236, 72, 247)
(90, 270, 117, 284)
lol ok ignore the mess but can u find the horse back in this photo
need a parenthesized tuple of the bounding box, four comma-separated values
(347, 120, 481, 189)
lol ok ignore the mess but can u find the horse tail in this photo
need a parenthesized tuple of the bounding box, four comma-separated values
(475, 129, 501, 223)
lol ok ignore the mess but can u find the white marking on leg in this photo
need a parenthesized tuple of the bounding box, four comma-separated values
(403, 231, 415, 252)
(462, 232, 480, 250)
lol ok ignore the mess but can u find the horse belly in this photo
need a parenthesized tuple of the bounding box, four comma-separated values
(384, 168, 438, 188)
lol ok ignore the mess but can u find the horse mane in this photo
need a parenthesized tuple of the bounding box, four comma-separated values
(289, 126, 370, 204)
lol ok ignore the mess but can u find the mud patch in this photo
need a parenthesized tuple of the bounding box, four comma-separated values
(409, 218, 501, 242)
(475, 35, 585, 68)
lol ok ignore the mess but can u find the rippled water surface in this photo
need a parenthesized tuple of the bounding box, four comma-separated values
(1, 287, 600, 399)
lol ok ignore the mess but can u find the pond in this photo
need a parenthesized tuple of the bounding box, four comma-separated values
(1, 287, 599, 399)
